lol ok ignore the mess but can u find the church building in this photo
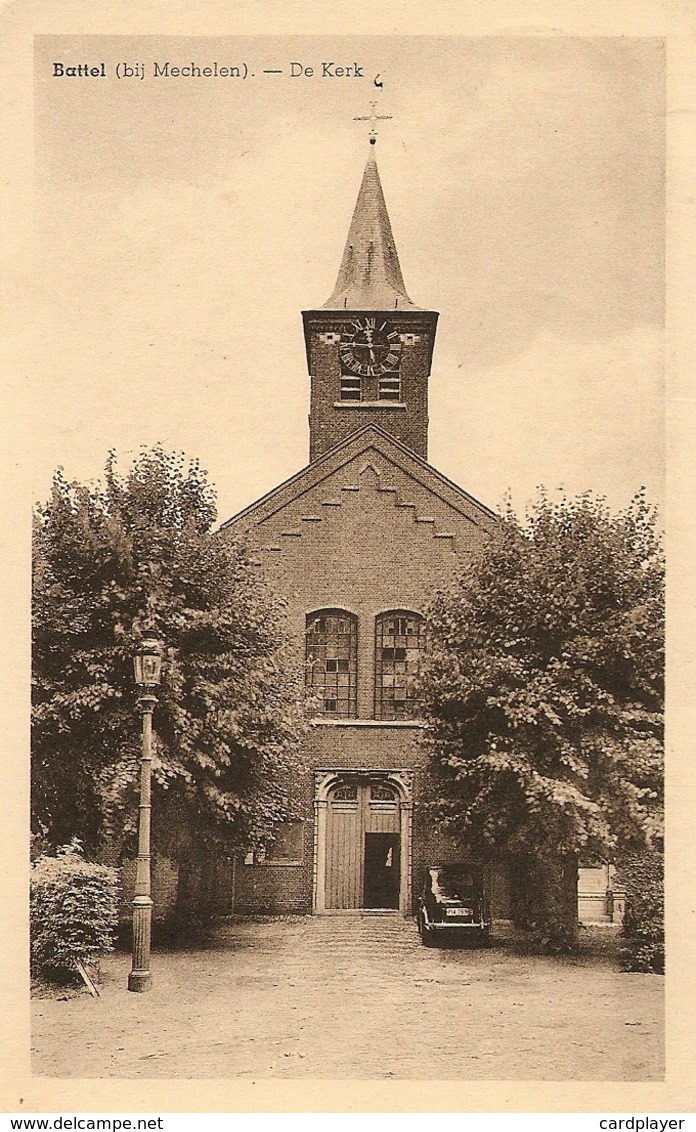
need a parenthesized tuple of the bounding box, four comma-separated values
(221, 140, 514, 919)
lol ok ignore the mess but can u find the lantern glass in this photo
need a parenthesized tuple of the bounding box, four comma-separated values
(134, 639, 162, 687)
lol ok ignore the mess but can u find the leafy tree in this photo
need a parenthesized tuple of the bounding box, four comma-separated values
(32, 446, 305, 871)
(418, 491, 664, 951)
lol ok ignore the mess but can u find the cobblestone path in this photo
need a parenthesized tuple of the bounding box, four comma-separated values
(31, 914, 663, 1079)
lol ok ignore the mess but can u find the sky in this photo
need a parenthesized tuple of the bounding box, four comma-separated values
(31, 34, 665, 521)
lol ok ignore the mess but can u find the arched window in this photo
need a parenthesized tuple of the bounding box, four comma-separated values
(374, 610, 424, 720)
(305, 610, 358, 717)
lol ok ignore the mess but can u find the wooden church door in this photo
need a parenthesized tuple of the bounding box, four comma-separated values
(325, 779, 400, 910)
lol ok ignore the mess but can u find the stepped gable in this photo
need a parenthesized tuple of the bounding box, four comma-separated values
(253, 462, 461, 562)
(222, 425, 498, 553)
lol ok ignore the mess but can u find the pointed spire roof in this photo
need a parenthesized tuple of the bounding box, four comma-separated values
(322, 148, 419, 311)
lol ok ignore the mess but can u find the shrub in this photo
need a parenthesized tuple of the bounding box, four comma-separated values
(31, 840, 121, 980)
(616, 850, 664, 974)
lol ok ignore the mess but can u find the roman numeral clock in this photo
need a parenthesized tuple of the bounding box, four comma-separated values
(302, 139, 439, 462)
(339, 317, 402, 402)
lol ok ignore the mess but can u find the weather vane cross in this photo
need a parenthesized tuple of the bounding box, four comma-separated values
(354, 101, 393, 145)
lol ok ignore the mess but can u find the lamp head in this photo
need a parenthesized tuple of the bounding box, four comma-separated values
(133, 635, 162, 688)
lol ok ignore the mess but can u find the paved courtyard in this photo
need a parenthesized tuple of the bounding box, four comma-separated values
(32, 914, 663, 1080)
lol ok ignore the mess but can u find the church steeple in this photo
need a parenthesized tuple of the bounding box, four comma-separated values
(323, 150, 419, 312)
(303, 145, 438, 464)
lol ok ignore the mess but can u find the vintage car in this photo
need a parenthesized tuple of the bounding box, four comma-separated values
(417, 863, 491, 946)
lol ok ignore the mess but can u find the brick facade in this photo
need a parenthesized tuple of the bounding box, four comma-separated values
(222, 146, 510, 920)
(225, 421, 503, 918)
(304, 310, 437, 461)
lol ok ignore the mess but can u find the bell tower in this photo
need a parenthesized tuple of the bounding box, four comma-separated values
(302, 146, 438, 463)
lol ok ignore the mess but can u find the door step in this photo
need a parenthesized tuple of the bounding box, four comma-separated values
(318, 908, 402, 917)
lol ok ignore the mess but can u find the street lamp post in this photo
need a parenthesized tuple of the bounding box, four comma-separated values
(128, 635, 162, 993)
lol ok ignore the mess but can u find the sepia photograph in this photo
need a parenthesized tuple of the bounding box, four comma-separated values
(3, 18, 684, 1108)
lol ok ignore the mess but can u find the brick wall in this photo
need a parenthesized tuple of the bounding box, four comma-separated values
(119, 855, 179, 923)
(233, 723, 512, 919)
(303, 310, 438, 461)
(228, 428, 498, 918)
(233, 769, 315, 915)
(246, 452, 488, 722)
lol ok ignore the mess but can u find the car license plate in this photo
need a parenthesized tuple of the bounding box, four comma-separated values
(446, 907, 473, 918)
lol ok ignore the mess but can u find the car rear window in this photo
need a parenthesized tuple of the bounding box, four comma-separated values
(431, 868, 479, 899)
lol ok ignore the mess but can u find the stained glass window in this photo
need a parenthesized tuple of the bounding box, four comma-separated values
(374, 611, 424, 720)
(306, 610, 358, 717)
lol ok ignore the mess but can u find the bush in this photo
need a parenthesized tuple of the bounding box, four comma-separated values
(616, 850, 664, 974)
(31, 840, 121, 980)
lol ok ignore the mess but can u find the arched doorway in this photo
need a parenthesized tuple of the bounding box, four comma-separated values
(313, 771, 413, 913)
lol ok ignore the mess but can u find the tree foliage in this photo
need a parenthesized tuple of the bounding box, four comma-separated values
(418, 491, 664, 947)
(32, 446, 305, 860)
(616, 850, 664, 974)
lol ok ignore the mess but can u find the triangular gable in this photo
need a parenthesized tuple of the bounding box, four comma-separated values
(221, 425, 498, 534)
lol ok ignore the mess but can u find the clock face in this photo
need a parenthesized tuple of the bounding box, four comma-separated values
(339, 318, 401, 377)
